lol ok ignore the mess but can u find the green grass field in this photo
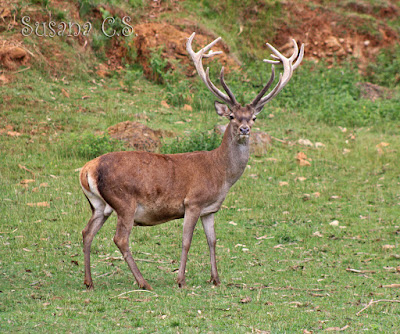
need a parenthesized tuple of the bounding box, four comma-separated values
(1, 0, 400, 332)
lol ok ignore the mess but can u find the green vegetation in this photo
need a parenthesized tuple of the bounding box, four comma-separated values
(1, 0, 400, 332)
(367, 44, 400, 88)
(161, 131, 222, 154)
(66, 133, 127, 159)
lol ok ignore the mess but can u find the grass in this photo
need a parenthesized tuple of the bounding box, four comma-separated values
(1, 62, 400, 332)
(1, 0, 400, 332)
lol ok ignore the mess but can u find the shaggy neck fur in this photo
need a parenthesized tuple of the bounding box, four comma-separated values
(213, 122, 250, 186)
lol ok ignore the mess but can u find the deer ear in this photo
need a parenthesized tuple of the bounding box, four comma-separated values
(214, 101, 231, 118)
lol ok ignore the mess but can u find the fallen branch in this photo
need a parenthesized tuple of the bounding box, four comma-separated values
(110, 289, 157, 299)
(382, 284, 400, 288)
(0, 228, 18, 234)
(12, 66, 31, 74)
(356, 299, 400, 316)
(346, 268, 376, 274)
(270, 136, 288, 144)
(95, 271, 116, 278)
(18, 164, 35, 180)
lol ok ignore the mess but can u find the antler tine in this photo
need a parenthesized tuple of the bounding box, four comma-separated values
(220, 67, 237, 105)
(250, 65, 275, 107)
(251, 39, 304, 110)
(187, 32, 238, 107)
(293, 42, 304, 70)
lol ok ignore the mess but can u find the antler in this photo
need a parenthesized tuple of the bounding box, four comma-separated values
(187, 32, 238, 107)
(251, 39, 304, 111)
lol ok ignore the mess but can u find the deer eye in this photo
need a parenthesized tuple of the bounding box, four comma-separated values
(229, 114, 234, 120)
(252, 117, 256, 122)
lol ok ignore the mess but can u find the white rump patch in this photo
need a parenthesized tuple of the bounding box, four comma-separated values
(81, 172, 114, 216)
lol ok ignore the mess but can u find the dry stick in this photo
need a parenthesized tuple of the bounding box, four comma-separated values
(110, 290, 157, 299)
(95, 270, 117, 278)
(0, 228, 18, 234)
(18, 164, 35, 180)
(356, 299, 400, 316)
(12, 66, 31, 74)
(270, 136, 288, 144)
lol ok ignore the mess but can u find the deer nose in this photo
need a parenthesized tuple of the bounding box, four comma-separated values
(240, 126, 250, 135)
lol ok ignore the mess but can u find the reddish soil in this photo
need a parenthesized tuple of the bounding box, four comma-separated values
(133, 21, 240, 81)
(0, 41, 30, 71)
(108, 121, 163, 152)
(274, 1, 399, 71)
(0, 0, 398, 81)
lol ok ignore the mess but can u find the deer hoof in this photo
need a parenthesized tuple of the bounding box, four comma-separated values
(213, 279, 221, 286)
(177, 281, 187, 289)
(85, 282, 94, 290)
(139, 281, 153, 291)
(208, 277, 220, 286)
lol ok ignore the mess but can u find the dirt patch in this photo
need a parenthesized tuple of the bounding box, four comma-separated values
(0, 40, 30, 70)
(108, 121, 163, 152)
(274, 1, 398, 71)
(133, 21, 240, 81)
(0, 1, 90, 77)
(105, 38, 130, 71)
(356, 82, 392, 102)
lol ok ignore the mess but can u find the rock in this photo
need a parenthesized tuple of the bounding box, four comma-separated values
(324, 36, 342, 51)
(298, 138, 314, 147)
(0, 46, 30, 70)
(356, 82, 391, 102)
(107, 121, 162, 152)
(96, 63, 110, 77)
(250, 132, 272, 156)
(183, 104, 193, 112)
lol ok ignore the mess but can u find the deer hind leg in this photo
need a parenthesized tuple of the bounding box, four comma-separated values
(113, 204, 152, 291)
(201, 213, 220, 286)
(82, 195, 113, 289)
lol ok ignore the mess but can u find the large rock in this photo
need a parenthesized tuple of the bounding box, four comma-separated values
(0, 46, 30, 70)
(108, 121, 162, 152)
(250, 132, 273, 156)
(356, 82, 391, 102)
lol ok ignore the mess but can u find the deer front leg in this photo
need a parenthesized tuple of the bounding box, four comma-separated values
(201, 213, 220, 286)
(177, 207, 201, 288)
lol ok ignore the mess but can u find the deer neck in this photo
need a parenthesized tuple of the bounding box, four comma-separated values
(215, 122, 250, 186)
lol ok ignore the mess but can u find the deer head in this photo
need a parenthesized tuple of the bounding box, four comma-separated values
(187, 33, 304, 142)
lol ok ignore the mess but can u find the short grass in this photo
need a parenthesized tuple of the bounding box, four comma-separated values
(1, 0, 400, 331)
(1, 59, 400, 333)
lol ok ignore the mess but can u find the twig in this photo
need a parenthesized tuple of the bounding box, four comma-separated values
(0, 228, 18, 234)
(19, 46, 35, 58)
(110, 290, 157, 299)
(356, 299, 400, 316)
(12, 66, 31, 74)
(135, 258, 169, 264)
(270, 136, 288, 144)
(18, 164, 35, 179)
(95, 271, 116, 278)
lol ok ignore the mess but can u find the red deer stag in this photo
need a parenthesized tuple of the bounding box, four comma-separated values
(79, 33, 304, 290)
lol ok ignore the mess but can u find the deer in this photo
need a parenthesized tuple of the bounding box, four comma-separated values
(79, 32, 304, 290)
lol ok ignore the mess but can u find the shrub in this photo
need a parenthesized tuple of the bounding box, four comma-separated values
(161, 131, 222, 154)
(68, 133, 126, 159)
(366, 45, 400, 88)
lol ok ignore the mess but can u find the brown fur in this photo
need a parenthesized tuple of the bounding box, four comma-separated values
(79, 33, 302, 290)
(80, 116, 254, 290)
